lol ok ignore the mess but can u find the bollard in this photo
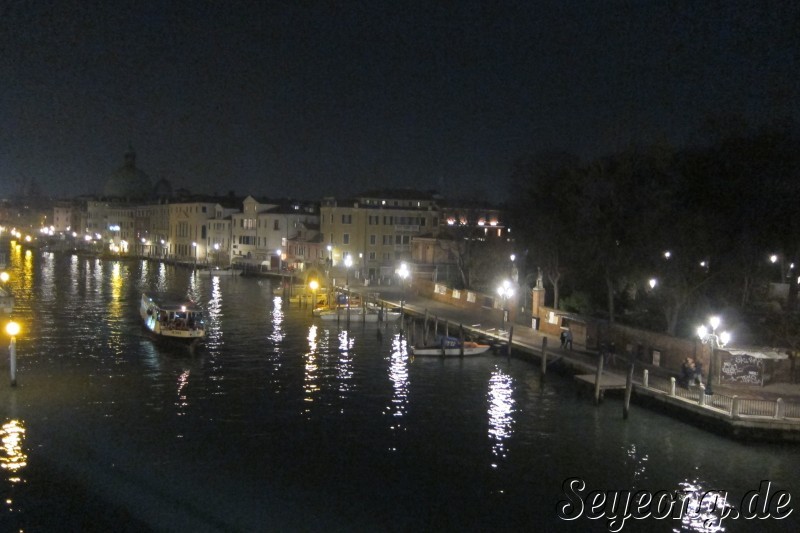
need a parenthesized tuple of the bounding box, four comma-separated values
(642, 369, 649, 388)
(775, 398, 785, 419)
(669, 377, 676, 397)
(698, 388, 706, 407)
(731, 395, 740, 419)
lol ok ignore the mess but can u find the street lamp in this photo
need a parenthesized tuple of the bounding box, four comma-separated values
(697, 316, 731, 395)
(397, 262, 410, 314)
(497, 279, 514, 331)
(309, 279, 319, 316)
(6, 320, 20, 386)
(344, 254, 353, 287)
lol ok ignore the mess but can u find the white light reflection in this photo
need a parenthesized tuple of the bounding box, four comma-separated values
(271, 296, 284, 343)
(674, 479, 732, 532)
(337, 330, 355, 398)
(1, 420, 27, 483)
(175, 370, 191, 416)
(624, 443, 649, 488)
(303, 325, 319, 415)
(205, 276, 224, 350)
(383, 333, 409, 450)
(487, 367, 515, 467)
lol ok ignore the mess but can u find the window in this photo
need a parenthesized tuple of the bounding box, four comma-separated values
(343, 233, 350, 244)
(382, 235, 392, 245)
(342, 214, 352, 224)
(369, 235, 376, 245)
(368, 251, 376, 260)
(274, 220, 280, 231)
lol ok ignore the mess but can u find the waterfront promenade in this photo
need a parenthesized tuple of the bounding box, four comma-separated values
(341, 282, 800, 442)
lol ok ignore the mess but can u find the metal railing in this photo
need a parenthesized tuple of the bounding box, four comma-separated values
(639, 370, 800, 421)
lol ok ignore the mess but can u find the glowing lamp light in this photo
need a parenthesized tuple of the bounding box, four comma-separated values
(6, 321, 20, 337)
(309, 280, 319, 291)
(0, 272, 8, 283)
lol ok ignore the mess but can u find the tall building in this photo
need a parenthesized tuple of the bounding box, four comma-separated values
(320, 189, 440, 283)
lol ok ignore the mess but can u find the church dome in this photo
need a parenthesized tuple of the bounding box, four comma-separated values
(103, 148, 153, 199)
(153, 177, 173, 199)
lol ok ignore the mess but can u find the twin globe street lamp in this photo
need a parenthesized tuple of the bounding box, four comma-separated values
(697, 316, 731, 396)
(497, 280, 514, 331)
(397, 262, 410, 315)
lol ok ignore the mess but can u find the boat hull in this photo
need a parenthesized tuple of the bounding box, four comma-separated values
(411, 343, 492, 357)
(317, 309, 401, 322)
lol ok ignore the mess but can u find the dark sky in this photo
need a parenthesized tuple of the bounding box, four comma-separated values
(1, 0, 797, 202)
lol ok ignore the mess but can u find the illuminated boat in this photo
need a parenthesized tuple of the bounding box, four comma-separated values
(139, 293, 205, 348)
(410, 336, 492, 357)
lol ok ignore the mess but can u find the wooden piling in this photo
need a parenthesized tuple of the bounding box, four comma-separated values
(623, 357, 634, 419)
(423, 310, 429, 345)
(540, 337, 547, 376)
(593, 353, 604, 405)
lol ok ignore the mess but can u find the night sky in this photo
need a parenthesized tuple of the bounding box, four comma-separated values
(1, 0, 797, 202)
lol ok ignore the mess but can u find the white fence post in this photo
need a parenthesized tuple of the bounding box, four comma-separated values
(698, 388, 706, 407)
(775, 398, 785, 419)
(643, 369, 649, 388)
(731, 395, 740, 419)
(669, 377, 676, 397)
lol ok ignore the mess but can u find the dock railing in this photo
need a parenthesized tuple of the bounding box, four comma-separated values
(640, 369, 800, 421)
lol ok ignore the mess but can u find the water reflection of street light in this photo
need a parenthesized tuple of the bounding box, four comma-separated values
(213, 243, 220, 267)
(344, 254, 353, 310)
(497, 280, 514, 331)
(6, 320, 20, 387)
(697, 316, 731, 396)
(192, 242, 197, 268)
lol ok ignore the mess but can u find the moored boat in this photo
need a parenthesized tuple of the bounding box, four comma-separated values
(316, 306, 401, 322)
(411, 336, 492, 357)
(140, 293, 205, 349)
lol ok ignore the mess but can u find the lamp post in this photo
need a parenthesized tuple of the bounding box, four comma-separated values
(697, 316, 731, 396)
(397, 262, 410, 315)
(6, 320, 20, 386)
(497, 279, 514, 331)
(344, 254, 353, 310)
(309, 279, 319, 316)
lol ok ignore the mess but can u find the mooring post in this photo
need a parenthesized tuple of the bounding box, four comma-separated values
(507, 326, 514, 358)
(593, 353, 604, 405)
(540, 337, 547, 376)
(434, 316, 439, 338)
(459, 325, 464, 357)
(623, 351, 634, 420)
(643, 369, 649, 388)
(423, 310, 429, 345)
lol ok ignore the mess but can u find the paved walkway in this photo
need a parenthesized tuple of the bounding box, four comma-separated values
(350, 283, 800, 403)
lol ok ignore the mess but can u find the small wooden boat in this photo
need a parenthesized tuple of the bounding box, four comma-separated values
(411, 336, 492, 357)
(140, 293, 205, 349)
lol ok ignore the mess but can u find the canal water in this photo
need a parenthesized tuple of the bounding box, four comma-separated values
(0, 249, 798, 532)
